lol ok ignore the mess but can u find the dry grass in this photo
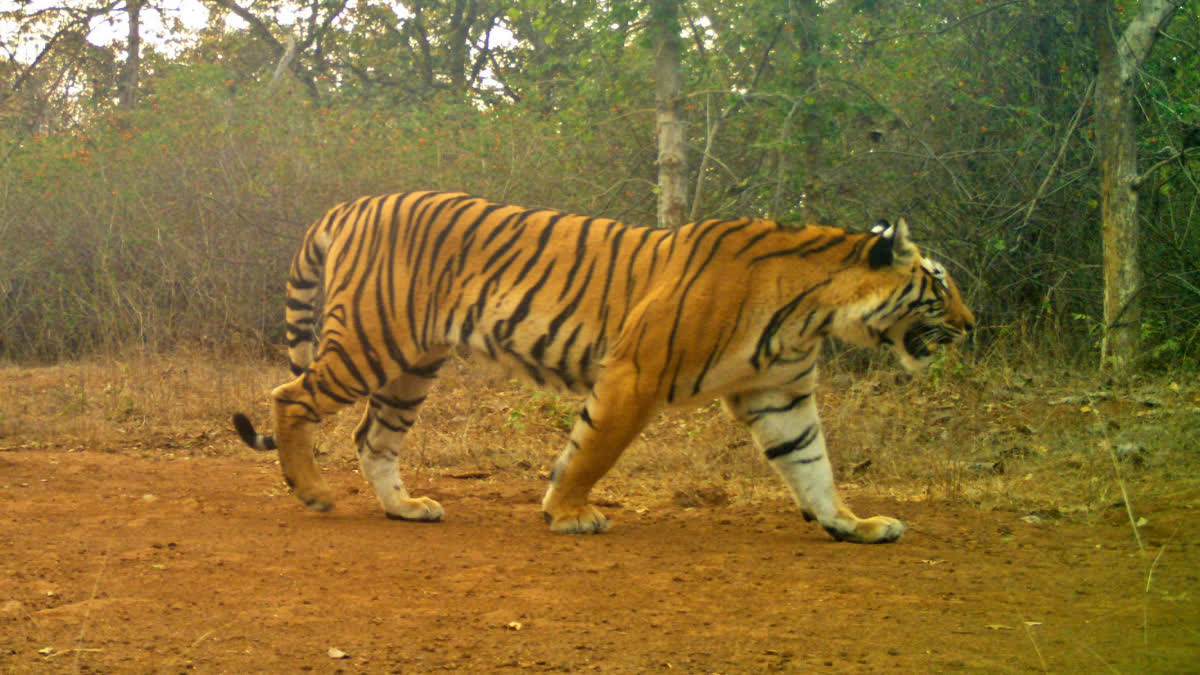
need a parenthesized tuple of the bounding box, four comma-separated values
(1, 348, 1197, 537)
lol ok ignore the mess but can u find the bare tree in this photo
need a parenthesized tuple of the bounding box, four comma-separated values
(206, 0, 350, 100)
(1089, 0, 1187, 373)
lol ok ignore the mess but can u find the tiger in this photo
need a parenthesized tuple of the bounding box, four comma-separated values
(232, 190, 974, 543)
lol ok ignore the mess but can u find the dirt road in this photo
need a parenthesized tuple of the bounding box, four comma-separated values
(2, 448, 1196, 672)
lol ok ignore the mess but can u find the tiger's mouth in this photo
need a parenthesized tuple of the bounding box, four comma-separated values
(901, 322, 961, 363)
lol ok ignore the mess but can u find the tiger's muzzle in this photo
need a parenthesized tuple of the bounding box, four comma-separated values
(902, 320, 971, 363)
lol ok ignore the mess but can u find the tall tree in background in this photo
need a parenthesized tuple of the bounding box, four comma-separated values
(1089, 0, 1187, 373)
(1, 1, 123, 130)
(652, 0, 687, 228)
(117, 0, 141, 108)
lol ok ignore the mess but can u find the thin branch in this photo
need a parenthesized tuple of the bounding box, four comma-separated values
(852, 1, 1023, 46)
(1088, 407, 1144, 553)
(72, 550, 110, 672)
(268, 33, 297, 89)
(687, 20, 783, 220)
(1135, 147, 1200, 187)
(1020, 78, 1095, 231)
(1155, 28, 1198, 52)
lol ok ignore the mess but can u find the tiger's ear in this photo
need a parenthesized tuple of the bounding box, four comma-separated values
(868, 217, 917, 269)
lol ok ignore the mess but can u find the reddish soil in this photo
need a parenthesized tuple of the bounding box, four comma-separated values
(1, 448, 1197, 673)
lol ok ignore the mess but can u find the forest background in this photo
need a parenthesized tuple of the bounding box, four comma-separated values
(0, 0, 1197, 372)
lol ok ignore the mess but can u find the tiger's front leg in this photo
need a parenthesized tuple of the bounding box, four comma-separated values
(723, 388, 905, 543)
(542, 364, 655, 534)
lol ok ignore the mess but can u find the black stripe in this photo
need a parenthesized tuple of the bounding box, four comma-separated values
(763, 425, 819, 460)
(783, 359, 818, 384)
(621, 227, 656, 321)
(745, 392, 812, 421)
(405, 358, 445, 378)
(404, 192, 447, 268)
(556, 323, 587, 389)
(556, 217, 595, 302)
(596, 223, 627, 311)
(323, 340, 373, 398)
(375, 416, 414, 433)
(493, 260, 557, 344)
(482, 222, 529, 273)
(371, 393, 428, 410)
(289, 277, 320, 290)
(840, 234, 873, 265)
(751, 279, 830, 370)
(277, 395, 321, 422)
(578, 407, 595, 429)
(479, 209, 524, 248)
(532, 259, 596, 364)
(750, 233, 846, 265)
(663, 221, 754, 395)
(732, 225, 773, 259)
(316, 372, 360, 406)
(692, 300, 747, 396)
(513, 217, 559, 280)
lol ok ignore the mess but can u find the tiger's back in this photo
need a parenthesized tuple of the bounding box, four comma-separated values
(236, 190, 974, 541)
(302, 191, 672, 394)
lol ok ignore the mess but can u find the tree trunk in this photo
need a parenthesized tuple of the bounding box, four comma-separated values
(447, 0, 475, 94)
(1092, 14, 1141, 371)
(1089, 0, 1184, 373)
(652, 0, 687, 229)
(117, 0, 141, 109)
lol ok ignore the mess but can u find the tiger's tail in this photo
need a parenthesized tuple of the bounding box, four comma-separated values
(232, 412, 276, 451)
(231, 220, 331, 452)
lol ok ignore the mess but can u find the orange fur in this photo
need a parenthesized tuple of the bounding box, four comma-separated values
(233, 192, 974, 541)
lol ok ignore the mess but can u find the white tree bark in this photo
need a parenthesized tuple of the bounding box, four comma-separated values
(652, 0, 687, 229)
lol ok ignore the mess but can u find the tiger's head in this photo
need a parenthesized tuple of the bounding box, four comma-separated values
(854, 218, 975, 371)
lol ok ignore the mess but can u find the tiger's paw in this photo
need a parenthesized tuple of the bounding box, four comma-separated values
(543, 504, 610, 534)
(823, 515, 905, 544)
(293, 483, 336, 513)
(384, 497, 445, 522)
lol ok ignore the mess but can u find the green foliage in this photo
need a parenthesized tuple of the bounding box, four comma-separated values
(0, 0, 1196, 366)
(504, 389, 578, 432)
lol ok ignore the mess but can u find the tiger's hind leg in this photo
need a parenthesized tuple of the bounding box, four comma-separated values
(723, 388, 905, 544)
(354, 367, 445, 522)
(269, 369, 354, 512)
